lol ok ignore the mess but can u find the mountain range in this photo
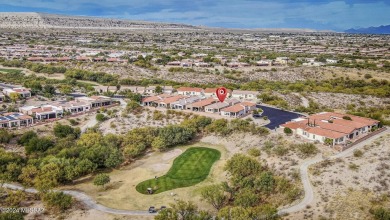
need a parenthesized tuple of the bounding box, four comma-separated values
(345, 25, 390, 34)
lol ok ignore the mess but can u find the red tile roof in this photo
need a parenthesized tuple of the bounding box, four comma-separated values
(221, 103, 245, 113)
(191, 98, 217, 108)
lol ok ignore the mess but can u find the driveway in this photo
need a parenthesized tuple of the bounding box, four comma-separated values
(256, 104, 303, 130)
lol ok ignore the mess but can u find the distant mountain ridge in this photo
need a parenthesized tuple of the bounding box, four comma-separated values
(0, 12, 199, 30)
(345, 25, 390, 34)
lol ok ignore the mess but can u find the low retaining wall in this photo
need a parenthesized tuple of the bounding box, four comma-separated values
(341, 127, 388, 151)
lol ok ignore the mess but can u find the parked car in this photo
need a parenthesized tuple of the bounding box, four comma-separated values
(252, 114, 262, 119)
(148, 206, 156, 213)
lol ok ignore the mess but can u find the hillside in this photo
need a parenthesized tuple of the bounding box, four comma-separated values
(0, 12, 199, 30)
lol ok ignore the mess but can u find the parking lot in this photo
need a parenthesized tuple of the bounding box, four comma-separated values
(256, 104, 303, 130)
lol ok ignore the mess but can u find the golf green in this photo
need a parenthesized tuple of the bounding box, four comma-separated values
(136, 147, 221, 194)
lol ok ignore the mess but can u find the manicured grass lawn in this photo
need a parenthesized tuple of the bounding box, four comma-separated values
(0, 68, 23, 74)
(136, 147, 221, 194)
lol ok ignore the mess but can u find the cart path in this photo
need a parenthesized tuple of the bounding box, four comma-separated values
(278, 128, 390, 215)
(2, 183, 156, 216)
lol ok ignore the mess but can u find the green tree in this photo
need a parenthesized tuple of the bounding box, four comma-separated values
(200, 184, 227, 210)
(283, 127, 293, 135)
(225, 154, 262, 178)
(34, 162, 61, 191)
(9, 92, 20, 103)
(93, 173, 110, 189)
(218, 206, 251, 220)
(155, 85, 163, 94)
(25, 137, 54, 154)
(0, 129, 13, 143)
(59, 85, 72, 95)
(18, 130, 37, 145)
(42, 191, 73, 212)
(53, 123, 80, 138)
(5, 190, 26, 207)
(18, 165, 38, 186)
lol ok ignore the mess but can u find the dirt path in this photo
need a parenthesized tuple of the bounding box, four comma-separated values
(277, 128, 390, 215)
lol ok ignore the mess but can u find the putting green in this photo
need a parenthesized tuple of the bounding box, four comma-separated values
(136, 147, 221, 194)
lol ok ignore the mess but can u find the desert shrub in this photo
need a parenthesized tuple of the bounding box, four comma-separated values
(353, 149, 364, 157)
(273, 145, 289, 156)
(364, 74, 373, 79)
(67, 119, 79, 126)
(248, 148, 261, 157)
(284, 127, 293, 135)
(294, 143, 318, 158)
(342, 116, 352, 120)
(349, 163, 359, 171)
(93, 173, 110, 189)
(370, 207, 390, 220)
(95, 113, 107, 122)
(0, 129, 13, 143)
(126, 100, 142, 114)
(152, 110, 165, 120)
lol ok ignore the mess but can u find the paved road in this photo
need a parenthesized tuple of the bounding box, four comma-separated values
(278, 128, 390, 215)
(2, 183, 155, 216)
(256, 104, 303, 130)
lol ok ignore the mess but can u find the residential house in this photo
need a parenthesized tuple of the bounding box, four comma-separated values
(75, 96, 112, 108)
(171, 96, 202, 110)
(141, 94, 171, 106)
(220, 103, 249, 118)
(280, 112, 380, 146)
(155, 95, 186, 108)
(3, 87, 31, 98)
(0, 112, 33, 128)
(177, 87, 204, 96)
(187, 98, 218, 111)
(145, 86, 157, 95)
(241, 101, 257, 111)
(56, 100, 91, 114)
(22, 105, 64, 120)
(204, 88, 232, 98)
(205, 102, 230, 113)
(231, 90, 259, 100)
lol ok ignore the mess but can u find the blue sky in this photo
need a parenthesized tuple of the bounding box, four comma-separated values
(0, 0, 389, 31)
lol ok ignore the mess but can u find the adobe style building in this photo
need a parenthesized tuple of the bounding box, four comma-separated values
(280, 112, 380, 146)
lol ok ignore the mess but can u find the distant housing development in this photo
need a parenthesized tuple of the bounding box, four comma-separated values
(280, 112, 380, 146)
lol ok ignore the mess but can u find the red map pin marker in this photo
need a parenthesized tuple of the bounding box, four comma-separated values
(216, 87, 227, 102)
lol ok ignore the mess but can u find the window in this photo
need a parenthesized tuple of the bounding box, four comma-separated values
(313, 135, 316, 139)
